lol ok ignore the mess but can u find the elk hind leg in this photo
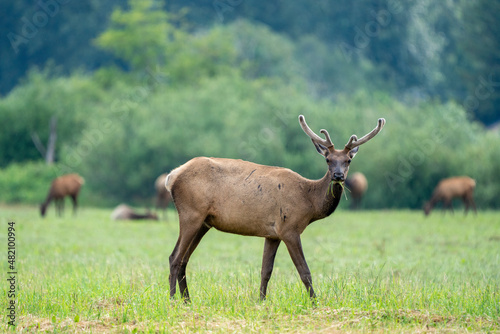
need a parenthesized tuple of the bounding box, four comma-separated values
(177, 223, 210, 301)
(464, 194, 478, 215)
(169, 215, 206, 300)
(70, 194, 78, 215)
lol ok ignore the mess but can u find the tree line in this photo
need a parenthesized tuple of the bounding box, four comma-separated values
(2, 0, 499, 124)
(0, 0, 499, 209)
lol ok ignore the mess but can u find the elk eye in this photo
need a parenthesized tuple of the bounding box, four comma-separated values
(326, 158, 330, 163)
(347, 159, 352, 164)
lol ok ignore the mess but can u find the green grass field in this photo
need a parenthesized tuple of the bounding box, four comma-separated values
(1, 205, 499, 333)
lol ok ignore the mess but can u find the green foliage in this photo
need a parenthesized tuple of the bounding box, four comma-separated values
(0, 161, 57, 204)
(0, 0, 499, 127)
(1, 7, 500, 209)
(295, 35, 387, 98)
(458, 0, 500, 125)
(0, 68, 105, 167)
(1, 66, 500, 209)
(225, 20, 300, 81)
(95, 0, 183, 71)
(325, 94, 500, 209)
(164, 25, 238, 84)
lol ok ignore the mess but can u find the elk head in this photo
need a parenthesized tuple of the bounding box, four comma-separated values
(299, 115, 385, 182)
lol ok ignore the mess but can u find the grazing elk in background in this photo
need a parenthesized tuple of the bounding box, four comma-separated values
(40, 173, 84, 217)
(165, 115, 385, 302)
(345, 172, 368, 209)
(155, 173, 172, 219)
(424, 176, 477, 216)
(111, 204, 158, 220)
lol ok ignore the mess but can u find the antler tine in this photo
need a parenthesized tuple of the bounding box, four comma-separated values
(344, 118, 386, 150)
(298, 115, 334, 148)
(320, 129, 333, 147)
(345, 135, 358, 148)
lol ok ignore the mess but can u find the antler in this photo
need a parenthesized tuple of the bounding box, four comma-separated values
(298, 115, 334, 148)
(344, 118, 386, 150)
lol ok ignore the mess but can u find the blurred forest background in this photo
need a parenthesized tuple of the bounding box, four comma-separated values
(0, 0, 499, 209)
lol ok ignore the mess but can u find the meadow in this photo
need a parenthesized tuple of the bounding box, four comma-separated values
(1, 205, 499, 333)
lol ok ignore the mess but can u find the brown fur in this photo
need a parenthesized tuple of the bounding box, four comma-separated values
(40, 173, 84, 217)
(155, 173, 172, 219)
(345, 172, 368, 209)
(111, 204, 158, 220)
(424, 176, 477, 216)
(166, 115, 385, 302)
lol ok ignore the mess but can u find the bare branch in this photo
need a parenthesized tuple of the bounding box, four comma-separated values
(31, 132, 46, 158)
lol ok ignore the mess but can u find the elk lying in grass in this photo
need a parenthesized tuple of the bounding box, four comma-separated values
(40, 173, 84, 217)
(424, 176, 477, 216)
(111, 204, 158, 220)
(155, 173, 172, 219)
(345, 172, 368, 209)
(165, 115, 385, 302)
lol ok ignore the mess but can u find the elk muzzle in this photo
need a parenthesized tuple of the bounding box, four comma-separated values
(333, 171, 345, 182)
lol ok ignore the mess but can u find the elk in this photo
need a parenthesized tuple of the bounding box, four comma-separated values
(111, 204, 158, 220)
(345, 172, 368, 209)
(166, 115, 385, 302)
(40, 173, 84, 217)
(423, 176, 477, 216)
(155, 173, 172, 219)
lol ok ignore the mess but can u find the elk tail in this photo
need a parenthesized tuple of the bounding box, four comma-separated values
(165, 166, 184, 193)
(77, 175, 85, 185)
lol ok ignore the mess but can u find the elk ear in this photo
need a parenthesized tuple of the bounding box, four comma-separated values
(348, 146, 359, 159)
(312, 140, 329, 156)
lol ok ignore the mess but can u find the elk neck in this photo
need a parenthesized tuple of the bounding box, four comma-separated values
(309, 171, 343, 221)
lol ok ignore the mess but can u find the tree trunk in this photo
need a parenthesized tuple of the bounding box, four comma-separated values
(45, 116, 57, 164)
(31, 116, 57, 165)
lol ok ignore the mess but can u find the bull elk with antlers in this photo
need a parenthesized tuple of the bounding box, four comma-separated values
(165, 115, 385, 302)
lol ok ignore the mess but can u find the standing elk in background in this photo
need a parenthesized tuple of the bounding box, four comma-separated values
(165, 115, 385, 302)
(111, 204, 158, 220)
(345, 172, 368, 209)
(155, 173, 172, 219)
(423, 176, 477, 216)
(40, 173, 85, 217)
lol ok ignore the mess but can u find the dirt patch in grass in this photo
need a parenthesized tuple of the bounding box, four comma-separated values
(13, 308, 499, 333)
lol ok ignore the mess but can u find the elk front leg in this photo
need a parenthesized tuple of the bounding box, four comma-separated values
(57, 199, 64, 217)
(260, 238, 281, 300)
(283, 235, 316, 300)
